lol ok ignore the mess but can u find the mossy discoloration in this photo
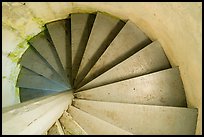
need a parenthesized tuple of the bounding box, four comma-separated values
(25, 34, 34, 42)
(8, 41, 29, 63)
(15, 87, 20, 97)
(2, 22, 17, 32)
(9, 64, 21, 84)
(8, 64, 21, 99)
(32, 17, 46, 31)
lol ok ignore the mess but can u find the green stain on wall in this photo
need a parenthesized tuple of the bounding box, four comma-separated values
(7, 41, 29, 63)
(32, 17, 46, 31)
(9, 64, 21, 99)
(6, 18, 45, 102)
(15, 87, 20, 97)
(7, 38, 29, 101)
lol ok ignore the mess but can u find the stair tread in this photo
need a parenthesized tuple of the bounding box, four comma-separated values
(75, 68, 186, 107)
(29, 31, 68, 82)
(73, 99, 198, 135)
(46, 19, 72, 79)
(68, 105, 132, 135)
(78, 41, 171, 91)
(19, 46, 69, 88)
(47, 120, 65, 135)
(71, 13, 95, 85)
(59, 111, 87, 135)
(75, 12, 125, 86)
(19, 88, 58, 102)
(17, 67, 68, 91)
(78, 20, 152, 88)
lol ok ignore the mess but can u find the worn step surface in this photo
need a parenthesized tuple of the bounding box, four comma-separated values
(68, 105, 132, 135)
(19, 46, 69, 88)
(77, 41, 171, 91)
(73, 99, 198, 135)
(59, 111, 87, 135)
(47, 120, 65, 135)
(29, 31, 68, 83)
(19, 88, 58, 102)
(17, 67, 68, 91)
(45, 19, 72, 80)
(74, 12, 125, 87)
(75, 68, 186, 107)
(71, 13, 96, 85)
(77, 20, 152, 88)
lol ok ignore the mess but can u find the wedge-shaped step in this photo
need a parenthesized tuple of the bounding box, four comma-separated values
(47, 120, 65, 135)
(71, 13, 96, 85)
(59, 111, 87, 135)
(46, 19, 72, 80)
(75, 68, 186, 107)
(68, 105, 132, 135)
(19, 88, 58, 102)
(78, 20, 152, 88)
(75, 12, 125, 87)
(17, 67, 67, 91)
(19, 47, 69, 88)
(29, 31, 68, 83)
(78, 41, 171, 91)
(73, 99, 198, 135)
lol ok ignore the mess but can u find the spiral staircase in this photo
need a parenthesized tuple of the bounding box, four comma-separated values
(12, 12, 198, 135)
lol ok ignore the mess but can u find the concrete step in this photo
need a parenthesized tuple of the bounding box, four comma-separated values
(19, 46, 70, 88)
(75, 68, 186, 107)
(74, 12, 125, 87)
(28, 31, 68, 83)
(77, 41, 171, 91)
(59, 111, 87, 135)
(77, 20, 152, 88)
(45, 18, 72, 81)
(16, 67, 68, 91)
(73, 99, 198, 135)
(19, 88, 58, 102)
(68, 105, 132, 135)
(71, 13, 96, 86)
(28, 31, 68, 82)
(47, 120, 65, 135)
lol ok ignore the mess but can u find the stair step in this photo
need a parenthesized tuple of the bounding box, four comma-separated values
(71, 13, 96, 86)
(78, 41, 171, 91)
(45, 19, 72, 80)
(16, 67, 68, 91)
(75, 68, 186, 107)
(47, 123, 61, 135)
(19, 46, 70, 88)
(78, 20, 152, 88)
(59, 111, 87, 135)
(47, 120, 65, 135)
(29, 31, 68, 83)
(75, 12, 125, 87)
(68, 105, 132, 135)
(73, 99, 198, 135)
(19, 88, 58, 102)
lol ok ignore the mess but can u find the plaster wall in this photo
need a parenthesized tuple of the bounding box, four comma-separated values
(2, 2, 202, 134)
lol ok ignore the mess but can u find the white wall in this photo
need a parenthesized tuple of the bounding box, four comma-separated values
(2, 2, 202, 134)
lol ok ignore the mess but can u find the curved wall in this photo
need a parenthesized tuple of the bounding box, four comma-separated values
(2, 2, 202, 134)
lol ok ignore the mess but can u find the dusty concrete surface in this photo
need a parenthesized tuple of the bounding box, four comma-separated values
(2, 2, 202, 134)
